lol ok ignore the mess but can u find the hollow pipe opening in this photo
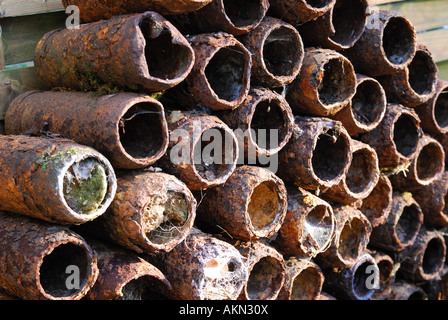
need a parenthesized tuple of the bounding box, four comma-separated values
(290, 267, 323, 300)
(361, 176, 392, 224)
(382, 17, 415, 66)
(434, 85, 448, 130)
(351, 80, 386, 127)
(202, 257, 245, 300)
(422, 237, 445, 275)
(330, 0, 367, 47)
(408, 50, 438, 96)
(248, 181, 281, 231)
(416, 141, 444, 182)
(338, 217, 365, 261)
(352, 261, 376, 299)
(304, 205, 334, 251)
(396, 204, 421, 246)
(377, 259, 394, 284)
(393, 114, 419, 159)
(223, 0, 266, 28)
(116, 276, 169, 300)
(345, 148, 378, 195)
(246, 256, 284, 300)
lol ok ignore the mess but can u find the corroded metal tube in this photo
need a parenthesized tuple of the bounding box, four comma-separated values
(415, 80, 448, 136)
(5, 91, 169, 170)
(369, 192, 423, 252)
(0, 212, 98, 300)
(196, 165, 287, 241)
(286, 48, 357, 117)
(369, 250, 396, 300)
(274, 188, 335, 257)
(241, 17, 304, 88)
(268, 0, 336, 26)
(278, 256, 324, 300)
(331, 74, 387, 136)
(359, 174, 393, 228)
(387, 281, 428, 300)
(277, 116, 352, 191)
(343, 10, 417, 77)
(0, 135, 116, 225)
(34, 12, 194, 93)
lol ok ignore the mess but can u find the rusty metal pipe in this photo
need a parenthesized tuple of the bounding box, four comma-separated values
(415, 80, 448, 136)
(268, 0, 336, 26)
(34, 12, 194, 93)
(0, 135, 116, 225)
(369, 250, 396, 300)
(298, 0, 369, 50)
(359, 174, 393, 228)
(273, 188, 335, 257)
(196, 165, 287, 241)
(387, 281, 428, 300)
(0, 212, 98, 300)
(369, 192, 423, 252)
(5, 91, 169, 170)
(343, 10, 417, 77)
(240, 17, 304, 88)
(331, 74, 387, 136)
(286, 48, 357, 117)
(277, 116, 352, 191)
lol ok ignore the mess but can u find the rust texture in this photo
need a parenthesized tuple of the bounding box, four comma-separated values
(219, 87, 294, 158)
(34, 12, 194, 93)
(160, 111, 238, 190)
(413, 172, 448, 228)
(359, 174, 393, 228)
(377, 45, 438, 108)
(268, 0, 335, 26)
(415, 80, 448, 136)
(389, 134, 445, 191)
(235, 241, 285, 300)
(196, 165, 287, 241)
(273, 188, 335, 257)
(322, 139, 380, 205)
(78, 171, 196, 254)
(398, 227, 446, 282)
(387, 281, 428, 300)
(298, 0, 369, 51)
(278, 256, 324, 300)
(240, 17, 304, 88)
(316, 205, 371, 270)
(62, 0, 213, 22)
(5, 91, 169, 170)
(0, 135, 116, 225)
(0, 212, 98, 300)
(322, 252, 379, 300)
(360, 103, 421, 167)
(148, 229, 248, 300)
(277, 116, 352, 191)
(369, 192, 424, 252)
(331, 74, 387, 136)
(343, 10, 417, 77)
(286, 48, 357, 117)
(86, 240, 172, 300)
(369, 250, 396, 300)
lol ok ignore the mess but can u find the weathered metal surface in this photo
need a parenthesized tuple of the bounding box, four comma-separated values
(286, 48, 356, 117)
(268, 0, 335, 26)
(0, 211, 98, 300)
(0, 134, 116, 225)
(387, 281, 428, 300)
(34, 12, 194, 93)
(369, 250, 396, 300)
(5, 91, 169, 169)
(359, 174, 393, 228)
(196, 165, 287, 241)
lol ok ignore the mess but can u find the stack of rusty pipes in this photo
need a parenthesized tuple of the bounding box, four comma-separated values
(1, 0, 448, 301)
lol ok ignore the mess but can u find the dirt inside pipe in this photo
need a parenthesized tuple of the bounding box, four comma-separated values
(393, 114, 419, 158)
(290, 267, 322, 300)
(435, 87, 448, 129)
(396, 204, 421, 245)
(416, 142, 444, 181)
(345, 149, 377, 194)
(248, 181, 280, 231)
(303, 205, 333, 251)
(382, 17, 415, 65)
(338, 218, 364, 261)
(330, 0, 367, 47)
(422, 237, 445, 275)
(246, 257, 283, 300)
(116, 276, 169, 300)
(318, 58, 355, 105)
(351, 80, 385, 126)
(408, 50, 437, 95)
(223, 0, 265, 28)
(353, 261, 375, 299)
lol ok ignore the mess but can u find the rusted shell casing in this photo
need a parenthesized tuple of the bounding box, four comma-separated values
(268, 0, 336, 26)
(369, 192, 424, 252)
(369, 250, 396, 300)
(298, 0, 369, 51)
(0, 212, 98, 300)
(286, 48, 357, 117)
(196, 165, 287, 241)
(240, 17, 304, 88)
(34, 12, 194, 93)
(0, 135, 116, 225)
(219, 87, 294, 158)
(387, 281, 428, 300)
(322, 252, 379, 300)
(62, 0, 213, 21)
(277, 116, 352, 191)
(389, 134, 445, 191)
(316, 205, 372, 269)
(359, 174, 393, 228)
(86, 240, 172, 300)
(235, 241, 285, 300)
(377, 45, 438, 108)
(160, 111, 238, 190)
(414, 80, 448, 136)
(170, 0, 269, 36)
(322, 139, 380, 205)
(149, 229, 248, 300)
(183, 32, 251, 111)
(331, 74, 387, 136)
(343, 10, 417, 77)
(278, 256, 324, 300)
(360, 104, 421, 167)
(413, 172, 448, 228)
(78, 171, 196, 254)
(273, 188, 335, 257)
(5, 91, 169, 170)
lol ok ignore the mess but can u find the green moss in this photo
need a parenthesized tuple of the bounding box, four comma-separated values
(36, 147, 79, 171)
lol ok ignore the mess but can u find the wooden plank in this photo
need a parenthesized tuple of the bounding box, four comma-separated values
(0, 0, 64, 18)
(437, 60, 448, 82)
(418, 27, 448, 63)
